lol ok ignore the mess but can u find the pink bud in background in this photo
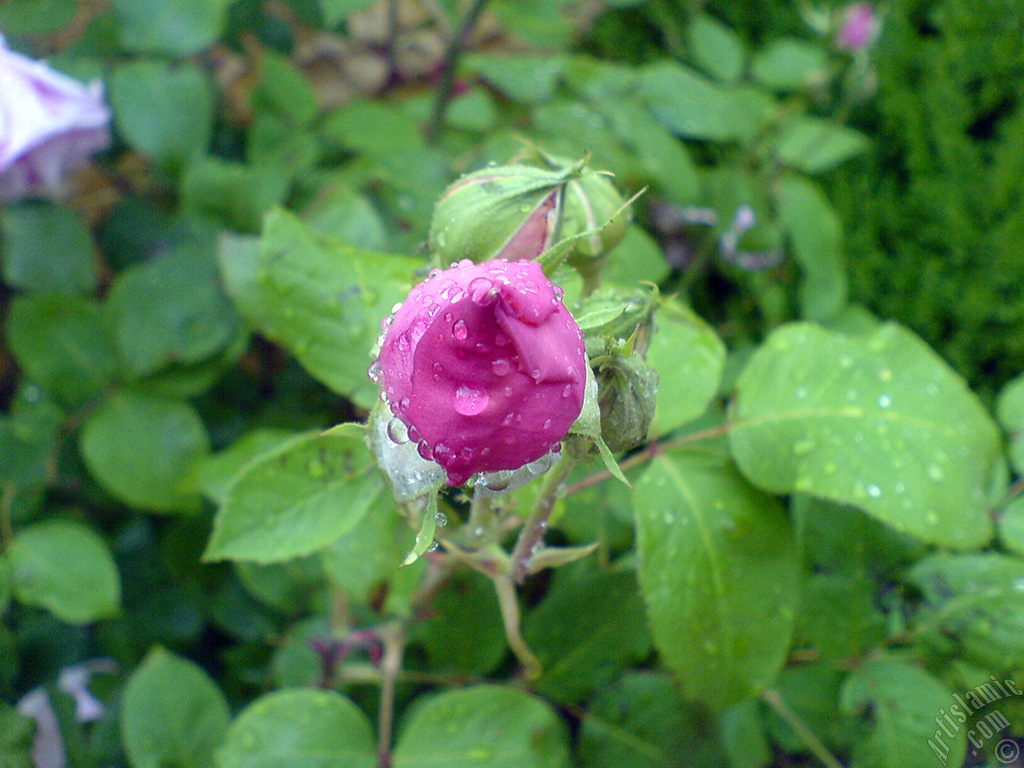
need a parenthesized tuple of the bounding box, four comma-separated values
(0, 32, 111, 202)
(374, 259, 586, 486)
(835, 3, 879, 52)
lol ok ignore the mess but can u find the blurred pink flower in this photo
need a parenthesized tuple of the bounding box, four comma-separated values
(0, 32, 110, 201)
(836, 3, 879, 51)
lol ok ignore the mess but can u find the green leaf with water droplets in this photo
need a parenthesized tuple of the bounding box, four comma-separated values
(392, 686, 569, 768)
(218, 210, 420, 408)
(205, 430, 384, 563)
(728, 322, 1003, 549)
(907, 552, 1024, 670)
(633, 445, 799, 712)
(216, 688, 376, 768)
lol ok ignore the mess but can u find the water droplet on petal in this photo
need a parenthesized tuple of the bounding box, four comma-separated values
(417, 442, 434, 460)
(469, 277, 495, 305)
(494, 332, 509, 347)
(453, 319, 468, 340)
(386, 417, 409, 444)
(399, 396, 411, 411)
(453, 384, 489, 416)
(492, 359, 511, 376)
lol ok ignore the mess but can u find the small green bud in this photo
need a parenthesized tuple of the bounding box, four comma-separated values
(596, 354, 659, 453)
(562, 171, 632, 262)
(428, 162, 581, 263)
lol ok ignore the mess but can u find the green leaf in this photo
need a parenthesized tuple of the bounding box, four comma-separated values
(402, 493, 438, 566)
(6, 294, 118, 404)
(840, 658, 966, 768)
(688, 13, 746, 83)
(637, 61, 774, 142)
(1, 201, 96, 293)
(908, 552, 1024, 670)
(578, 672, 728, 768)
(998, 496, 1024, 555)
(772, 117, 871, 173)
(110, 60, 214, 172)
(392, 686, 569, 768)
(320, 496, 410, 603)
(776, 174, 848, 321)
(598, 98, 700, 204)
(79, 391, 210, 513)
(182, 158, 292, 232)
(0, 555, 11, 615)
(303, 182, 387, 251)
(114, 0, 233, 56)
(633, 446, 799, 712)
(412, 571, 507, 677)
(216, 688, 375, 768)
(106, 241, 243, 378)
(196, 429, 299, 506)
(205, 429, 383, 563)
(719, 699, 772, 768)
(0, 0, 75, 36)
(794, 572, 886, 661)
(0, 702, 34, 768)
(523, 562, 651, 703)
(647, 301, 726, 433)
(122, 648, 230, 768)
(464, 54, 565, 104)
(251, 51, 319, 126)
(996, 370, 1024, 474)
(728, 322, 1004, 549)
(9, 520, 120, 624)
(750, 39, 828, 91)
(218, 210, 420, 407)
(763, 663, 846, 753)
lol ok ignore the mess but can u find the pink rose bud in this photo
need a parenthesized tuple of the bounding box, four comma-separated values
(0, 32, 111, 201)
(373, 258, 587, 486)
(835, 3, 879, 52)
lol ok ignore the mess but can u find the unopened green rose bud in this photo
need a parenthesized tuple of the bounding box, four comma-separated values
(562, 171, 631, 262)
(596, 354, 659, 453)
(429, 162, 582, 263)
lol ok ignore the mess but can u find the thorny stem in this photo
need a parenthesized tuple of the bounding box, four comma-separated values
(510, 457, 577, 582)
(762, 689, 844, 768)
(493, 572, 542, 679)
(425, 0, 491, 144)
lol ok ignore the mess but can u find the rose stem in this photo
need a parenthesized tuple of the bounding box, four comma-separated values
(493, 572, 542, 679)
(510, 457, 578, 583)
(424, 0, 491, 144)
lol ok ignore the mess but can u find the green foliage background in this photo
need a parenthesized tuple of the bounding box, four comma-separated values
(2, 0, 1024, 767)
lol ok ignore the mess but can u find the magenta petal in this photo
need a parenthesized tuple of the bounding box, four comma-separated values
(376, 258, 586, 485)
